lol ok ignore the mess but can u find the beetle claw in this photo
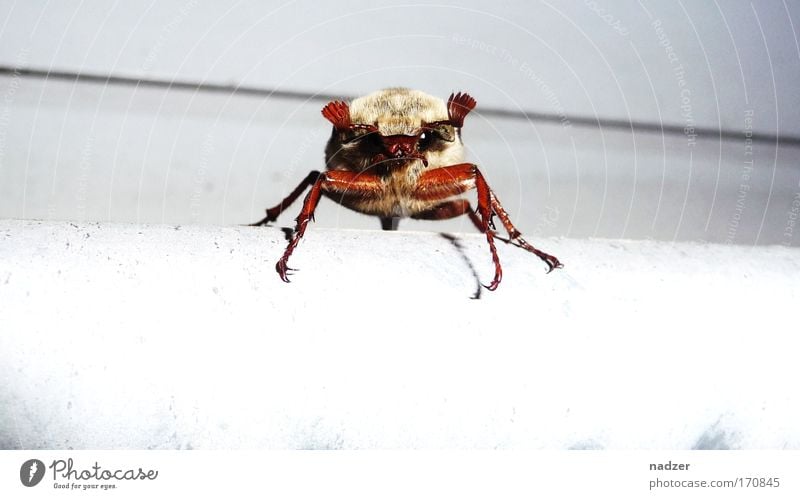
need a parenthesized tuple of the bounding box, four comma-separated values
(275, 259, 297, 283)
(544, 255, 562, 273)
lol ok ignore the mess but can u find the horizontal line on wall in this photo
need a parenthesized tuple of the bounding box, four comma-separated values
(2, 66, 798, 146)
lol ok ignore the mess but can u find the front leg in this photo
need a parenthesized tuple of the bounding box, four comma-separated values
(276, 170, 385, 282)
(413, 164, 502, 290)
(413, 163, 561, 290)
(250, 171, 321, 226)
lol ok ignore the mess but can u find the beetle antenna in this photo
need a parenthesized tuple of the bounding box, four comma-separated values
(447, 92, 476, 127)
(321, 100, 352, 130)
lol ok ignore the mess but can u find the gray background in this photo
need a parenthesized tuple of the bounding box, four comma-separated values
(1, 0, 799, 244)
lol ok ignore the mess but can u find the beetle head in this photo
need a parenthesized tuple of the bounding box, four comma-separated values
(323, 89, 475, 172)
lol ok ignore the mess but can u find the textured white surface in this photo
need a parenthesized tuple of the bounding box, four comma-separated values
(1, 220, 799, 449)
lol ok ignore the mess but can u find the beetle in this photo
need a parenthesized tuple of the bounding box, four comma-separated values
(251, 88, 562, 290)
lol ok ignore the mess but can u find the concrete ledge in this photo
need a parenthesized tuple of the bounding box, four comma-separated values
(1, 220, 798, 449)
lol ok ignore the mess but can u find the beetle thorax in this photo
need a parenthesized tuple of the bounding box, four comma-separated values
(349, 88, 449, 135)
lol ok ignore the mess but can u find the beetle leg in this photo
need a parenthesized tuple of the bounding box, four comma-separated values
(488, 191, 563, 272)
(275, 175, 323, 281)
(473, 169, 503, 290)
(412, 164, 502, 290)
(250, 171, 322, 226)
(411, 199, 484, 230)
(412, 199, 556, 265)
(380, 216, 401, 231)
(413, 163, 561, 289)
(276, 170, 385, 282)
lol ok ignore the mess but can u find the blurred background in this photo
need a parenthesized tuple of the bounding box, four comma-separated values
(1, 0, 798, 245)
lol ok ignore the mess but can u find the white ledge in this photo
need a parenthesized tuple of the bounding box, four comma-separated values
(1, 220, 799, 449)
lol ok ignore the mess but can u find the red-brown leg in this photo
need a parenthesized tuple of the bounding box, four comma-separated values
(413, 163, 561, 289)
(411, 198, 471, 222)
(276, 170, 386, 282)
(475, 171, 503, 290)
(412, 198, 548, 252)
(250, 171, 322, 226)
(488, 191, 562, 272)
(413, 164, 502, 290)
(275, 175, 323, 281)
(412, 199, 488, 233)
